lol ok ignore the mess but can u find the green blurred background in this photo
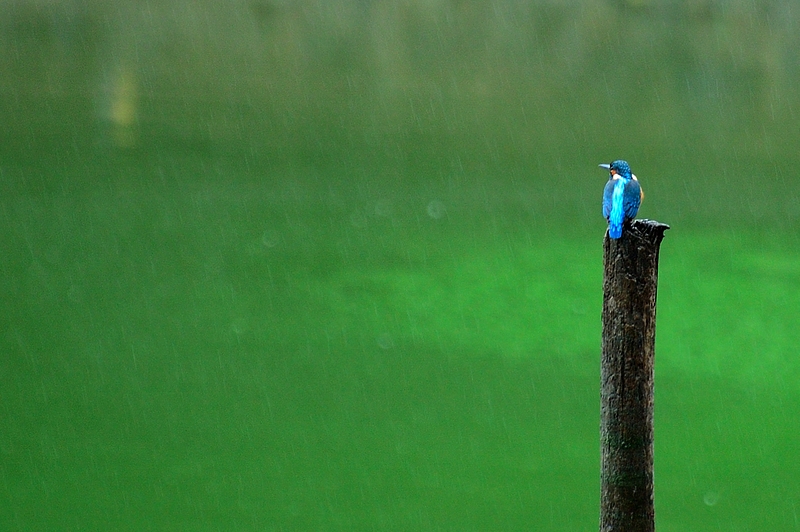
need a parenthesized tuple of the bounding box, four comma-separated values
(1, 0, 800, 530)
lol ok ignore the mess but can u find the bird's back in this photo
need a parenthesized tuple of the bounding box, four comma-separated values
(622, 177, 642, 220)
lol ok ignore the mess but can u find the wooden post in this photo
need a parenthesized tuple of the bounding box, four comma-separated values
(600, 219, 669, 532)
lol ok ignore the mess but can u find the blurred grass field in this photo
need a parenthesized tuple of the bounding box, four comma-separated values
(3, 166, 800, 529)
(3, 0, 800, 529)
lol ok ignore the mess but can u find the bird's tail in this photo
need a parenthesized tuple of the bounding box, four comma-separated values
(608, 222, 623, 239)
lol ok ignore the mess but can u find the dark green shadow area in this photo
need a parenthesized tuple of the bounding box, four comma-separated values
(656, 372, 800, 532)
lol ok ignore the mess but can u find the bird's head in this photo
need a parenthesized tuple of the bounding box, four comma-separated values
(598, 160, 632, 179)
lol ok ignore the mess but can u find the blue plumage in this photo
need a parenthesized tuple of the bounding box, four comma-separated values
(599, 160, 642, 239)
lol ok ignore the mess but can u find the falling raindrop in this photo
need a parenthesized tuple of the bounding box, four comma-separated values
(67, 285, 84, 304)
(703, 491, 719, 506)
(261, 229, 280, 248)
(350, 210, 368, 228)
(572, 299, 589, 315)
(44, 246, 62, 266)
(374, 200, 392, 218)
(376, 333, 394, 350)
(426, 200, 446, 219)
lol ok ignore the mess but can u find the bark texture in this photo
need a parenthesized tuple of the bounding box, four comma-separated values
(600, 219, 669, 532)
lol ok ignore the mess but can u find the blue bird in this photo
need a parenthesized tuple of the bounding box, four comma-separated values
(600, 160, 643, 239)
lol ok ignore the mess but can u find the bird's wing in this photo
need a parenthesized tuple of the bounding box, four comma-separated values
(602, 179, 615, 219)
(622, 179, 642, 219)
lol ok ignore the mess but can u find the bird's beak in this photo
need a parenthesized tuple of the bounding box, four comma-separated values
(598, 163, 611, 170)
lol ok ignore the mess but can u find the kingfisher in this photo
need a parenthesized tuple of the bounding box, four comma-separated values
(599, 160, 643, 239)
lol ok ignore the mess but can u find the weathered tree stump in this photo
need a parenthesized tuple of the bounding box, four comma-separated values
(600, 219, 669, 532)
